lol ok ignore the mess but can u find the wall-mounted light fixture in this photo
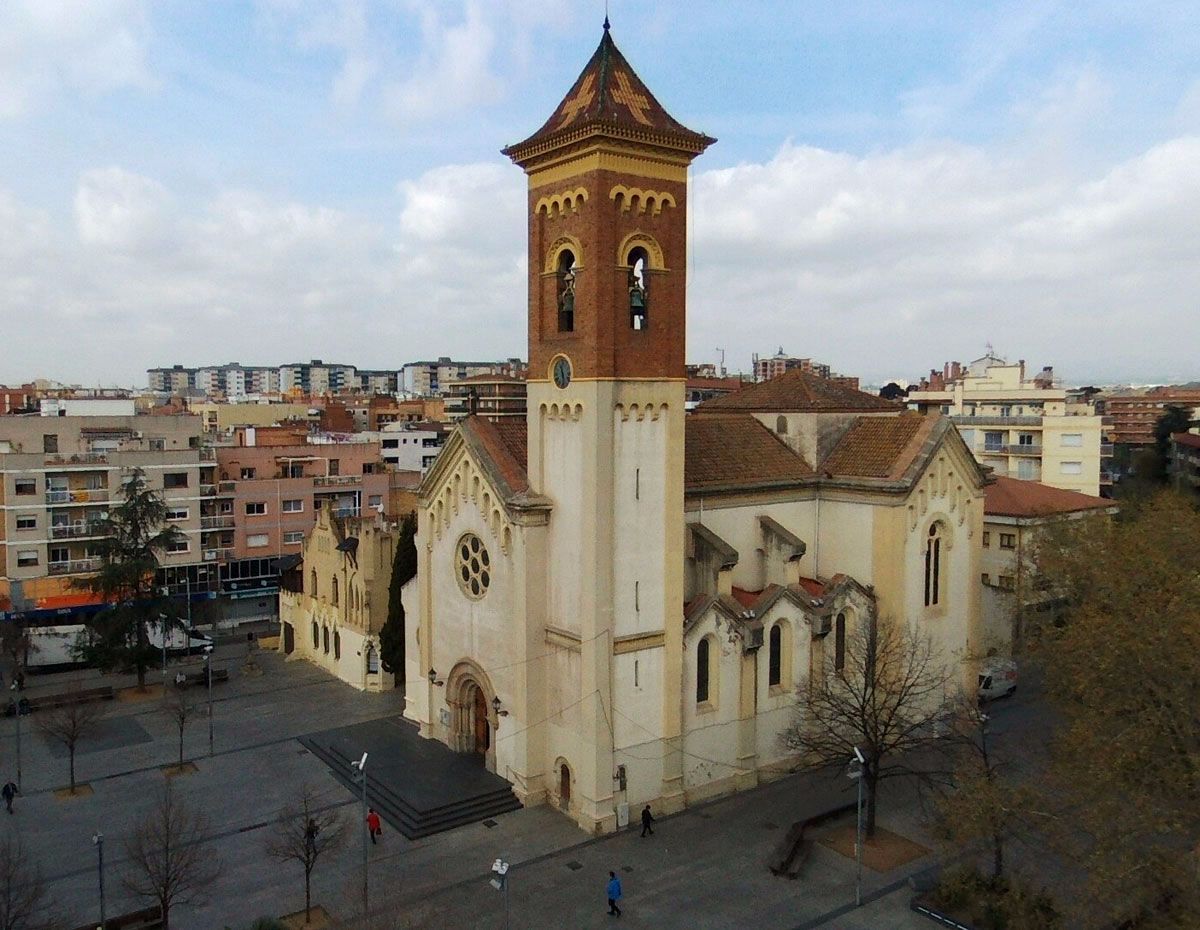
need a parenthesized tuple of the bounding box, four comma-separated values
(428, 668, 444, 687)
(492, 695, 509, 717)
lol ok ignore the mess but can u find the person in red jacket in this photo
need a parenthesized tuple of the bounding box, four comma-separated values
(366, 807, 382, 845)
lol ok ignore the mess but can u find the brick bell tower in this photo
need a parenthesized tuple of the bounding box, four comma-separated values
(504, 21, 713, 831)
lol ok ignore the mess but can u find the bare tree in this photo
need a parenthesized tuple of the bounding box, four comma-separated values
(0, 832, 55, 930)
(782, 615, 955, 836)
(35, 686, 107, 794)
(123, 783, 221, 930)
(265, 786, 348, 924)
(0, 623, 34, 690)
(160, 685, 197, 768)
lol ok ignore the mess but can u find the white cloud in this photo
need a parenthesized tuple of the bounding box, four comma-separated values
(74, 167, 174, 251)
(0, 0, 153, 118)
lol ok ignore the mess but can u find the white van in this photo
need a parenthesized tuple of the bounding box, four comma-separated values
(977, 658, 1018, 702)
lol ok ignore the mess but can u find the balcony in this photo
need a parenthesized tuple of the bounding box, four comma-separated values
(952, 415, 1043, 427)
(313, 475, 362, 487)
(48, 557, 101, 576)
(46, 488, 109, 504)
(217, 481, 236, 494)
(202, 548, 235, 562)
(199, 448, 216, 462)
(44, 453, 109, 467)
(200, 483, 218, 496)
(999, 444, 1043, 456)
(50, 522, 112, 540)
(200, 515, 235, 530)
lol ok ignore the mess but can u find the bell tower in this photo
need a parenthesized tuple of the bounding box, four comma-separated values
(505, 22, 713, 832)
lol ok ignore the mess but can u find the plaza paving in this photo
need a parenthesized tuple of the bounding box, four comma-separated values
(0, 640, 966, 929)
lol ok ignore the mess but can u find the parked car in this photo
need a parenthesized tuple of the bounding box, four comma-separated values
(977, 658, 1018, 702)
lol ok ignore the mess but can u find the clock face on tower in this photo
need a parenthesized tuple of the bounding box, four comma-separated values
(552, 355, 572, 389)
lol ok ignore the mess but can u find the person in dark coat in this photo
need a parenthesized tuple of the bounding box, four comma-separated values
(1, 781, 17, 814)
(640, 804, 655, 837)
(606, 871, 622, 917)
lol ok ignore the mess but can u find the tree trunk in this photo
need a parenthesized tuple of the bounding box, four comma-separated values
(69, 747, 76, 792)
(992, 832, 1004, 881)
(865, 771, 879, 837)
(305, 867, 312, 920)
(179, 728, 184, 767)
(136, 620, 148, 690)
(161, 900, 170, 930)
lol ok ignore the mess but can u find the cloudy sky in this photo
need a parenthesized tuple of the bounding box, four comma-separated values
(1, 1, 1198, 387)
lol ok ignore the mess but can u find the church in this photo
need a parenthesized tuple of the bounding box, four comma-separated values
(402, 23, 987, 834)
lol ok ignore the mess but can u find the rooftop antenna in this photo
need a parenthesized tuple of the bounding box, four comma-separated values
(715, 348, 726, 377)
(604, 0, 610, 30)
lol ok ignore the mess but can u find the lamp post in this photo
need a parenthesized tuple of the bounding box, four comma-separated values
(350, 752, 369, 920)
(203, 645, 214, 756)
(848, 747, 866, 908)
(92, 831, 105, 929)
(490, 858, 510, 930)
(10, 682, 20, 791)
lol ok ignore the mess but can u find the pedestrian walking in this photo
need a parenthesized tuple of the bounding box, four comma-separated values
(366, 807, 382, 845)
(1, 780, 18, 815)
(606, 870, 622, 917)
(640, 804, 655, 837)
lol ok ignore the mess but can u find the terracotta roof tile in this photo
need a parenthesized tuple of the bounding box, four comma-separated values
(1172, 432, 1200, 450)
(984, 476, 1114, 518)
(463, 416, 529, 496)
(685, 415, 813, 491)
(730, 586, 761, 609)
(822, 414, 933, 479)
(503, 27, 714, 162)
(699, 368, 901, 414)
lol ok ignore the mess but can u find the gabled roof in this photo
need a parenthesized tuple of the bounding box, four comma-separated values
(503, 23, 714, 164)
(460, 416, 530, 498)
(699, 369, 900, 414)
(984, 476, 1114, 519)
(821, 413, 934, 479)
(685, 415, 814, 492)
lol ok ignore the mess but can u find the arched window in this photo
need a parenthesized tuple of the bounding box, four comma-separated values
(696, 638, 711, 704)
(311, 620, 319, 648)
(768, 623, 783, 687)
(775, 415, 788, 435)
(309, 570, 317, 598)
(332, 576, 339, 607)
(322, 626, 330, 654)
(557, 250, 576, 332)
(925, 523, 943, 607)
(835, 613, 846, 672)
(334, 630, 341, 660)
(627, 246, 648, 330)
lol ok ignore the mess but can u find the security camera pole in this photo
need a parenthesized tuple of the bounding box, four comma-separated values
(204, 645, 214, 756)
(10, 682, 20, 790)
(92, 831, 105, 929)
(350, 752, 369, 919)
(849, 746, 866, 907)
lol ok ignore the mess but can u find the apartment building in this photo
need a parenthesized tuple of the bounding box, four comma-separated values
(368, 396, 445, 431)
(444, 373, 527, 421)
(981, 477, 1116, 651)
(0, 415, 211, 622)
(356, 370, 401, 394)
(188, 401, 320, 434)
(0, 385, 38, 415)
(1102, 388, 1200, 448)
(751, 348, 830, 383)
(373, 422, 450, 473)
(279, 360, 357, 395)
(908, 354, 1109, 497)
(1170, 433, 1200, 496)
(148, 365, 197, 393)
(400, 357, 523, 396)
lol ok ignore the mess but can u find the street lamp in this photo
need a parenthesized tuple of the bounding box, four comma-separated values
(848, 746, 866, 908)
(203, 645, 214, 756)
(92, 831, 105, 929)
(10, 682, 20, 791)
(350, 752, 369, 920)
(490, 858, 510, 930)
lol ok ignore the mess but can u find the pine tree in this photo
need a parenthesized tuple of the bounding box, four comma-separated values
(75, 468, 184, 689)
(379, 511, 417, 685)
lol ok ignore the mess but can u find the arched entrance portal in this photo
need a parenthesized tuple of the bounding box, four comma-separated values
(445, 661, 497, 772)
(559, 762, 572, 810)
(470, 682, 491, 756)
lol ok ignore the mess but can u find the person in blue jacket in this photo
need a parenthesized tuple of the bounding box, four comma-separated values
(606, 870, 623, 917)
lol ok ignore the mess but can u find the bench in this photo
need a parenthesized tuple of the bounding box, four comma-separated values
(69, 904, 163, 929)
(17, 685, 114, 715)
(181, 667, 229, 688)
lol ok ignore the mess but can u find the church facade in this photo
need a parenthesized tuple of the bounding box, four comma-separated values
(403, 25, 987, 834)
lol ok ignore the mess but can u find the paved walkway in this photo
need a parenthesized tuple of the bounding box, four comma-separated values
(0, 645, 948, 929)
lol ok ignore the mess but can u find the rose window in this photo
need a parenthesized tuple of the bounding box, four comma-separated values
(457, 533, 491, 599)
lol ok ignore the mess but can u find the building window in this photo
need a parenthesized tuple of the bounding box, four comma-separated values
(309, 570, 318, 598)
(163, 472, 189, 489)
(1018, 433, 1035, 447)
(15, 515, 36, 530)
(167, 507, 189, 521)
(283, 531, 304, 544)
(999, 533, 1016, 550)
(924, 523, 943, 607)
(282, 499, 304, 513)
(149, 438, 165, 451)
(768, 623, 783, 687)
(322, 627, 329, 654)
(332, 576, 339, 606)
(999, 406, 1011, 417)
(984, 431, 1003, 452)
(981, 573, 991, 586)
(1017, 459, 1039, 479)
(245, 502, 266, 515)
(17, 550, 38, 567)
(1060, 461, 1083, 475)
(998, 574, 1016, 590)
(1062, 433, 1083, 447)
(240, 467, 256, 479)
(368, 495, 383, 511)
(557, 249, 577, 332)
(696, 638, 711, 704)
(958, 428, 975, 446)
(14, 479, 35, 496)
(834, 612, 846, 672)
(311, 621, 319, 647)
(456, 533, 491, 599)
(247, 533, 269, 548)
(328, 459, 340, 476)
(334, 631, 341, 659)
(775, 416, 788, 435)
(982, 532, 990, 547)
(167, 538, 190, 553)
(627, 246, 649, 330)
